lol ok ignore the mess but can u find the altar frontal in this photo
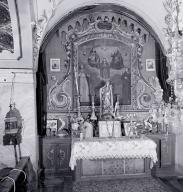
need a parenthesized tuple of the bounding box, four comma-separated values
(70, 137, 157, 181)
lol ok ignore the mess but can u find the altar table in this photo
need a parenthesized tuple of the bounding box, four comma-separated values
(69, 136, 157, 181)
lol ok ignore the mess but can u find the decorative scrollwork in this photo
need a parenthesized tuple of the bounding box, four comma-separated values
(48, 79, 71, 110)
(58, 149, 65, 167)
(59, 12, 150, 111)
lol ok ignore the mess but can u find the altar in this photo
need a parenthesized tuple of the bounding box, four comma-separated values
(69, 80, 159, 181)
(69, 136, 157, 181)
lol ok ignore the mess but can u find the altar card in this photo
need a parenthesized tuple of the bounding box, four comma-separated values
(98, 121, 121, 138)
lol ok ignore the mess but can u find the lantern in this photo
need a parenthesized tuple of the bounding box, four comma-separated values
(3, 103, 23, 164)
(2, 73, 23, 164)
(3, 104, 23, 146)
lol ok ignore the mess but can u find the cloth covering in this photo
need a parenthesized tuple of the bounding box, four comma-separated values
(69, 136, 157, 170)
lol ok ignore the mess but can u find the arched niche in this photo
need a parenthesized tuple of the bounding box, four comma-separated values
(36, 4, 170, 135)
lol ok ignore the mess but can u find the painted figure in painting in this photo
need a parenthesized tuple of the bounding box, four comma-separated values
(88, 48, 100, 68)
(79, 65, 90, 103)
(78, 39, 131, 106)
(100, 58, 110, 80)
(121, 68, 131, 104)
(100, 80, 114, 118)
(110, 49, 124, 69)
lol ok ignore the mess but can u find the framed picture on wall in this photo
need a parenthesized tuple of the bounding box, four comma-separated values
(47, 119, 58, 136)
(146, 59, 155, 71)
(50, 58, 61, 72)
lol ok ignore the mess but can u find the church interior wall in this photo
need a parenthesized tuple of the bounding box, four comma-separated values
(0, 72, 37, 169)
(0, 0, 183, 176)
(0, 0, 37, 171)
(37, 0, 183, 174)
(39, 0, 168, 51)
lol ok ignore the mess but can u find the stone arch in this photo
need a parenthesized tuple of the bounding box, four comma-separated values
(37, 1, 166, 60)
(36, 2, 169, 135)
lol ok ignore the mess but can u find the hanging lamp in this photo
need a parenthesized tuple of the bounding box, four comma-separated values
(3, 73, 23, 164)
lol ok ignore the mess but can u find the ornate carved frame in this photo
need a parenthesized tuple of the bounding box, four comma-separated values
(72, 22, 139, 111)
(66, 13, 149, 112)
(46, 8, 161, 113)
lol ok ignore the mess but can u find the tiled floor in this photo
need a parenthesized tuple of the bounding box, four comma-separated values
(159, 176, 183, 192)
(38, 167, 183, 192)
(39, 176, 72, 192)
(38, 176, 183, 192)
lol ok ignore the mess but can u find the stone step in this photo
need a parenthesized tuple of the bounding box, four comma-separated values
(169, 179, 183, 192)
(160, 177, 183, 192)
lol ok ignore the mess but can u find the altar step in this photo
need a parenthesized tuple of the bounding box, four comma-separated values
(39, 177, 181, 192)
(39, 176, 72, 192)
(160, 176, 183, 192)
(38, 173, 182, 192)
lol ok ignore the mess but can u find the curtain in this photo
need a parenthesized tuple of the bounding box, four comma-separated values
(155, 42, 171, 103)
(36, 52, 48, 136)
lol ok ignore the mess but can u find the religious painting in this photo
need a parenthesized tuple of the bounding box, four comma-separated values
(46, 119, 58, 136)
(50, 58, 61, 72)
(77, 39, 131, 106)
(146, 59, 155, 71)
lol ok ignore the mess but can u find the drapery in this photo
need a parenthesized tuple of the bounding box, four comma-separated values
(69, 137, 157, 170)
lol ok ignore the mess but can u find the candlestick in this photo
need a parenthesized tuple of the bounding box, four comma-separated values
(91, 95, 97, 120)
(92, 95, 95, 107)
(68, 100, 71, 116)
(114, 94, 120, 118)
(77, 95, 81, 118)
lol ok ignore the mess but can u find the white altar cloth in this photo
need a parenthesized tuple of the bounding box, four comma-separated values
(69, 136, 157, 170)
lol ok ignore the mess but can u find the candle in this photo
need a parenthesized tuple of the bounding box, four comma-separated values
(92, 95, 95, 107)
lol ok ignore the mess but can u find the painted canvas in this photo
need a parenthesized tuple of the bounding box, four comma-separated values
(77, 39, 131, 106)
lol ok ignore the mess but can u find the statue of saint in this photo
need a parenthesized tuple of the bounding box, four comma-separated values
(100, 80, 114, 118)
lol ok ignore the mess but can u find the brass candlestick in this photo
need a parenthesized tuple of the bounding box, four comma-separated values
(91, 95, 97, 120)
(77, 95, 82, 119)
(114, 94, 120, 118)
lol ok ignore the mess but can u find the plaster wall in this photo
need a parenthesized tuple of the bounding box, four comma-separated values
(0, 70, 37, 169)
(0, 0, 33, 68)
(37, 0, 168, 51)
(0, 0, 37, 170)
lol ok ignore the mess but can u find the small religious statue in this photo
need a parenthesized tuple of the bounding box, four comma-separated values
(98, 81, 121, 138)
(100, 80, 114, 119)
(80, 115, 93, 139)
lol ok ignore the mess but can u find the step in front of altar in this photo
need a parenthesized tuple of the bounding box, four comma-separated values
(75, 158, 151, 181)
